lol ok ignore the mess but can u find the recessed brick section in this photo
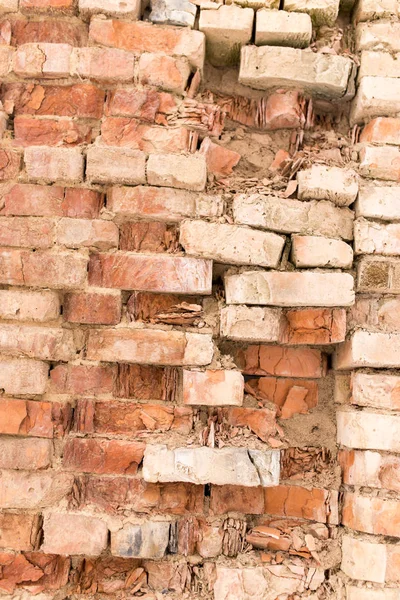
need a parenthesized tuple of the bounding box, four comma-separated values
(115, 364, 177, 401)
(63, 437, 145, 475)
(264, 485, 339, 524)
(234, 345, 327, 378)
(0, 398, 54, 437)
(74, 399, 193, 436)
(63, 291, 121, 325)
(127, 291, 200, 324)
(119, 222, 179, 252)
(245, 376, 318, 411)
(0, 513, 41, 551)
(183, 369, 244, 406)
(280, 308, 346, 345)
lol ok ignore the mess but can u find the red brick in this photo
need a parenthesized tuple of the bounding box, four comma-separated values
(64, 291, 121, 325)
(24, 146, 84, 182)
(234, 346, 327, 378)
(14, 116, 92, 146)
(71, 46, 135, 82)
(71, 557, 140, 595)
(264, 485, 339, 524)
(246, 376, 318, 410)
(360, 117, 400, 145)
(13, 43, 72, 78)
(0, 147, 21, 180)
(115, 363, 177, 401)
(0, 323, 76, 360)
(119, 222, 178, 252)
(89, 18, 204, 69)
(11, 19, 87, 46)
(0, 398, 53, 437)
(22, 250, 88, 288)
(0, 217, 54, 248)
(105, 87, 177, 120)
(50, 363, 115, 396)
(63, 437, 145, 474)
(78, 475, 204, 515)
(199, 137, 240, 177)
(0, 437, 51, 469)
(89, 253, 212, 294)
(0, 552, 70, 594)
(280, 308, 346, 345)
(62, 188, 103, 218)
(56, 218, 118, 249)
(20, 0, 74, 12)
(3, 83, 104, 118)
(42, 513, 108, 556)
(0, 358, 49, 395)
(0, 514, 41, 551)
(224, 406, 278, 442)
(127, 291, 198, 322)
(139, 53, 190, 95)
(75, 399, 193, 436)
(101, 117, 189, 152)
(0, 184, 64, 216)
(210, 485, 264, 514)
(343, 492, 400, 538)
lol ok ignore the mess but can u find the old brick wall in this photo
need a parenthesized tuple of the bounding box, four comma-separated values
(0, 0, 398, 598)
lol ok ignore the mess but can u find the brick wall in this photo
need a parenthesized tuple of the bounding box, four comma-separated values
(0, 0, 397, 598)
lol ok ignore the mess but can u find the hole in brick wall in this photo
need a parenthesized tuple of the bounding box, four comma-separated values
(204, 483, 211, 497)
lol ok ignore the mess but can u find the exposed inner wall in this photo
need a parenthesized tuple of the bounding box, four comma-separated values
(0, 0, 398, 598)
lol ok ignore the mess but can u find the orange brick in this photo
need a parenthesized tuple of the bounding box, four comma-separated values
(340, 449, 400, 493)
(63, 437, 145, 475)
(210, 485, 264, 514)
(139, 53, 191, 95)
(246, 377, 318, 410)
(264, 485, 339, 524)
(14, 116, 92, 146)
(105, 88, 177, 120)
(343, 492, 400, 538)
(0, 147, 21, 180)
(0, 398, 53, 437)
(360, 117, 400, 146)
(63, 291, 121, 324)
(234, 345, 327, 378)
(280, 308, 346, 345)
(199, 137, 240, 177)
(0, 513, 41, 551)
(101, 118, 189, 152)
(11, 19, 87, 46)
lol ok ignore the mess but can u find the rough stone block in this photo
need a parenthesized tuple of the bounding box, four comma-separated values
(233, 194, 354, 240)
(182, 369, 244, 406)
(239, 45, 352, 98)
(111, 521, 170, 558)
(143, 445, 280, 486)
(283, 0, 339, 25)
(297, 165, 358, 207)
(199, 5, 254, 67)
(220, 305, 283, 342)
(86, 328, 214, 366)
(147, 153, 207, 192)
(291, 235, 353, 268)
(225, 271, 355, 307)
(256, 9, 312, 48)
(180, 220, 284, 267)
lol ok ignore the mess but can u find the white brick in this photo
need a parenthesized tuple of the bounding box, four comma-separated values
(150, 0, 196, 27)
(220, 305, 282, 342)
(352, 372, 400, 410)
(239, 45, 353, 98)
(255, 9, 312, 48)
(341, 448, 400, 491)
(291, 235, 353, 268)
(359, 51, 400, 80)
(359, 145, 400, 182)
(353, 0, 398, 23)
(350, 77, 400, 125)
(335, 331, 400, 370)
(24, 147, 84, 183)
(0, 289, 60, 322)
(180, 220, 284, 267)
(356, 186, 400, 221)
(112, 522, 170, 558)
(199, 5, 253, 67)
(297, 165, 358, 207)
(341, 535, 386, 584)
(355, 21, 400, 52)
(225, 271, 354, 307)
(183, 369, 244, 406)
(233, 194, 354, 240)
(79, 0, 141, 17)
(337, 409, 400, 452)
(147, 153, 207, 192)
(0, 0, 18, 13)
(355, 219, 400, 256)
(143, 445, 280, 487)
(347, 587, 400, 600)
(86, 147, 146, 185)
(283, 0, 339, 25)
